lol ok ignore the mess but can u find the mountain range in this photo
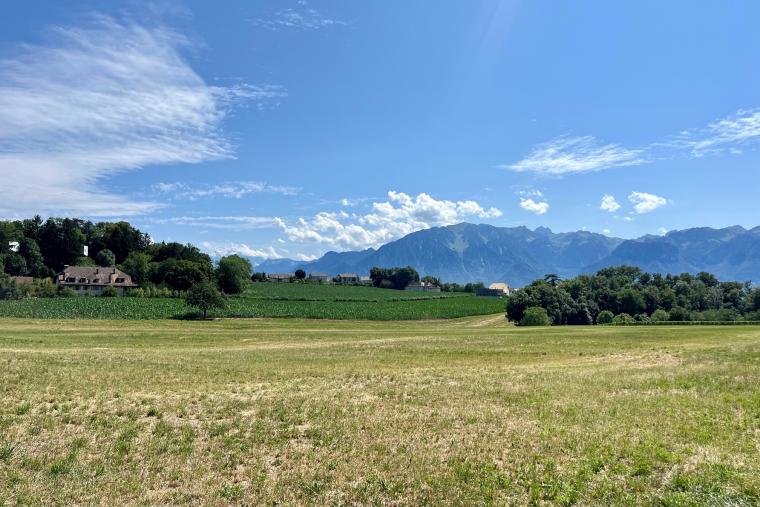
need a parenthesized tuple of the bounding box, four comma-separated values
(256, 223, 760, 286)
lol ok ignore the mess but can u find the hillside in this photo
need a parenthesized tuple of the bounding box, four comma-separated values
(259, 223, 760, 285)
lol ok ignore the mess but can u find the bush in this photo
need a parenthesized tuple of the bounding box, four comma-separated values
(650, 309, 670, 322)
(519, 307, 551, 326)
(613, 313, 635, 325)
(127, 288, 146, 298)
(101, 286, 118, 298)
(596, 310, 614, 325)
(669, 306, 690, 322)
(57, 287, 77, 298)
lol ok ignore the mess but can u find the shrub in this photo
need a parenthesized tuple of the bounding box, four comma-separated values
(669, 306, 690, 322)
(613, 313, 635, 325)
(101, 286, 118, 298)
(596, 310, 614, 325)
(519, 307, 551, 326)
(650, 309, 670, 322)
(127, 288, 146, 298)
(57, 287, 77, 298)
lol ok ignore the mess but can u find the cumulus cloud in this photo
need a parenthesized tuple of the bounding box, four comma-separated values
(153, 181, 298, 200)
(200, 241, 283, 259)
(519, 198, 549, 215)
(503, 136, 645, 175)
(276, 191, 503, 250)
(628, 191, 668, 214)
(600, 194, 621, 212)
(0, 16, 284, 217)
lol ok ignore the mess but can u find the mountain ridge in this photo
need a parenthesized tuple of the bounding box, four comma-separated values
(257, 223, 760, 286)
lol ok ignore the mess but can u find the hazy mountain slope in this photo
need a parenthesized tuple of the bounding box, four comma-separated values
(255, 223, 760, 285)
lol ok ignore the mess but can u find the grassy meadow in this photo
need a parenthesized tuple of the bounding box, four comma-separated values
(1, 317, 759, 505)
(0, 283, 504, 321)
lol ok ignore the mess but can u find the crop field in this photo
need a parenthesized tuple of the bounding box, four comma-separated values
(1, 318, 759, 505)
(0, 283, 503, 321)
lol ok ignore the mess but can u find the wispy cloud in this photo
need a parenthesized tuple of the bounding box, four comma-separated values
(0, 15, 284, 217)
(250, 4, 346, 31)
(150, 215, 277, 230)
(503, 136, 646, 175)
(276, 191, 502, 250)
(628, 191, 668, 214)
(153, 181, 298, 200)
(600, 194, 621, 212)
(666, 108, 760, 157)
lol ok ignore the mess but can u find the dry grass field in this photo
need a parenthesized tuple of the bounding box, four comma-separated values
(1, 317, 759, 505)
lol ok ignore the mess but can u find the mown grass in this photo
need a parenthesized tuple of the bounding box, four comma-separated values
(0, 283, 503, 320)
(1, 317, 759, 505)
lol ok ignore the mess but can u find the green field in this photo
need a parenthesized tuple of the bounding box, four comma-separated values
(0, 283, 503, 321)
(1, 318, 759, 505)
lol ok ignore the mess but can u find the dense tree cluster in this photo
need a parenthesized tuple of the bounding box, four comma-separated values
(0, 217, 252, 297)
(506, 266, 760, 325)
(369, 266, 420, 290)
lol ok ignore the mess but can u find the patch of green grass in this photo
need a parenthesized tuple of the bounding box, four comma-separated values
(0, 283, 503, 320)
(0, 318, 759, 504)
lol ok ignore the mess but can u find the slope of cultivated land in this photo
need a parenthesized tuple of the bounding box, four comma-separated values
(0, 284, 504, 320)
(1, 318, 759, 505)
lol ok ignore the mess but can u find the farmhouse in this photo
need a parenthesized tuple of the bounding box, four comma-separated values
(359, 276, 373, 286)
(405, 281, 442, 293)
(488, 282, 512, 296)
(335, 273, 360, 284)
(308, 272, 330, 283)
(56, 266, 137, 296)
(267, 273, 292, 283)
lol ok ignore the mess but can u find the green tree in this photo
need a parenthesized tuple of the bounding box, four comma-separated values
(596, 310, 614, 325)
(96, 249, 116, 267)
(294, 269, 306, 280)
(121, 252, 151, 286)
(519, 307, 551, 326)
(650, 309, 670, 322)
(4, 254, 27, 276)
(543, 274, 562, 287)
(186, 281, 226, 319)
(216, 255, 252, 295)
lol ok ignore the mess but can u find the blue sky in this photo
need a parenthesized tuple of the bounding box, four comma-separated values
(1, 1, 759, 261)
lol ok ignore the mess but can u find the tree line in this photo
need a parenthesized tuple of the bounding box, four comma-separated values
(0, 217, 254, 299)
(506, 266, 760, 325)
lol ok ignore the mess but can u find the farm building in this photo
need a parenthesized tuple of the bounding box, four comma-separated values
(308, 272, 330, 283)
(335, 273, 360, 284)
(359, 276, 373, 285)
(56, 266, 137, 296)
(488, 282, 512, 296)
(405, 281, 441, 293)
(267, 273, 293, 283)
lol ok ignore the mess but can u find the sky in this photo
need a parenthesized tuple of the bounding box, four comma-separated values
(1, 1, 759, 261)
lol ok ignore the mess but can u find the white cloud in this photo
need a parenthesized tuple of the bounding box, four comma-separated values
(200, 241, 283, 259)
(153, 181, 298, 200)
(276, 191, 503, 250)
(628, 191, 668, 214)
(251, 7, 346, 31)
(602, 228, 612, 235)
(600, 194, 621, 212)
(503, 136, 645, 175)
(519, 198, 549, 215)
(151, 215, 277, 230)
(658, 227, 669, 235)
(0, 16, 284, 217)
(668, 108, 760, 157)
